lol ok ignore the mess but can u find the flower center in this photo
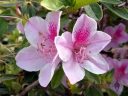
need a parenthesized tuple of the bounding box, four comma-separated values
(114, 81, 120, 91)
(37, 38, 57, 61)
(114, 64, 126, 80)
(49, 22, 57, 41)
(73, 47, 87, 64)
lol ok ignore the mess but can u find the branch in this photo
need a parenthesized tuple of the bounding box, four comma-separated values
(16, 80, 39, 96)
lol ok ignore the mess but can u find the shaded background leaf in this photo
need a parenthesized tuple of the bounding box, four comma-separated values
(51, 68, 64, 89)
(103, 3, 128, 20)
(99, 0, 121, 4)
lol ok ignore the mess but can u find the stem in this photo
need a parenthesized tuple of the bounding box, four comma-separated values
(16, 80, 39, 96)
(0, 16, 20, 19)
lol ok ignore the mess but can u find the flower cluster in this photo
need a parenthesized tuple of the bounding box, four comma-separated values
(15, 11, 112, 87)
(103, 23, 128, 95)
(104, 23, 128, 51)
(104, 56, 128, 95)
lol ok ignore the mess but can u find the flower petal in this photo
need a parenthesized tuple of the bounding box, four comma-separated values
(82, 60, 107, 74)
(104, 26, 115, 36)
(39, 64, 55, 87)
(115, 23, 125, 35)
(55, 32, 73, 62)
(17, 21, 25, 34)
(24, 16, 48, 48)
(87, 31, 111, 53)
(120, 75, 128, 86)
(46, 11, 62, 40)
(72, 14, 97, 45)
(104, 41, 118, 51)
(63, 58, 85, 84)
(104, 56, 118, 70)
(85, 53, 109, 74)
(114, 23, 128, 44)
(39, 55, 60, 87)
(110, 81, 123, 96)
(15, 46, 48, 71)
(119, 32, 128, 44)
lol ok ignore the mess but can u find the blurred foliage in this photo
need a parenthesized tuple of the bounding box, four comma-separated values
(0, 0, 128, 95)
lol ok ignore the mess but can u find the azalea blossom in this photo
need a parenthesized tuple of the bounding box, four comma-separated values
(55, 14, 111, 84)
(15, 11, 62, 87)
(107, 58, 128, 95)
(104, 23, 128, 51)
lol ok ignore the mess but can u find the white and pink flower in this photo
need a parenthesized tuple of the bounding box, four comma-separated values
(104, 23, 128, 51)
(15, 11, 62, 87)
(108, 58, 128, 95)
(55, 14, 111, 84)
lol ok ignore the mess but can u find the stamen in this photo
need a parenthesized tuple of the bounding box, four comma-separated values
(74, 47, 87, 64)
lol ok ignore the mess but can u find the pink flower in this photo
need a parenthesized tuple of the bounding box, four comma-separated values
(104, 23, 128, 51)
(17, 21, 25, 34)
(15, 11, 62, 87)
(55, 14, 111, 84)
(109, 59, 128, 95)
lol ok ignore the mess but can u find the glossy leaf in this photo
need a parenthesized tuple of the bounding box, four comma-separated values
(40, 0, 64, 11)
(84, 3, 103, 20)
(104, 3, 128, 20)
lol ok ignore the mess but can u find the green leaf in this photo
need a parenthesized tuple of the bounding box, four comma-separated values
(0, 74, 17, 82)
(74, 0, 99, 9)
(103, 3, 128, 20)
(105, 88, 118, 96)
(40, 0, 64, 11)
(85, 86, 103, 96)
(65, 0, 99, 13)
(0, 18, 8, 35)
(99, 0, 121, 4)
(5, 60, 21, 75)
(70, 84, 81, 94)
(27, 4, 36, 17)
(85, 70, 100, 84)
(104, 70, 114, 82)
(60, 0, 75, 7)
(11, 82, 21, 93)
(28, 89, 45, 96)
(84, 3, 103, 20)
(51, 68, 64, 89)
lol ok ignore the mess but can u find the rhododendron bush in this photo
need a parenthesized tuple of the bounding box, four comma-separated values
(0, 0, 128, 96)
